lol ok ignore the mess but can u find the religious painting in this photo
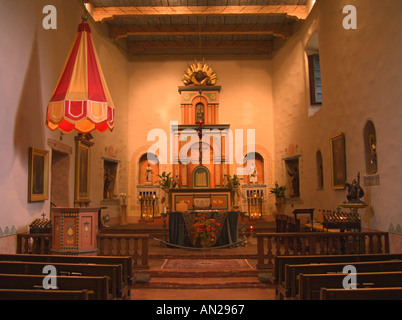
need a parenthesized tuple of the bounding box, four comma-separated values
(174, 195, 193, 211)
(210, 194, 229, 210)
(330, 133, 347, 189)
(28, 147, 49, 202)
(75, 140, 91, 204)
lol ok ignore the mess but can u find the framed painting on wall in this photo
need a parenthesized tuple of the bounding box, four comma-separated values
(330, 132, 347, 189)
(28, 147, 49, 202)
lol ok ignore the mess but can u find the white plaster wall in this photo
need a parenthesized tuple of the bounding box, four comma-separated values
(272, 0, 402, 232)
(127, 58, 275, 217)
(0, 0, 129, 236)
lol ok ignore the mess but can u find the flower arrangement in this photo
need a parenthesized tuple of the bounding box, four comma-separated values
(191, 214, 221, 247)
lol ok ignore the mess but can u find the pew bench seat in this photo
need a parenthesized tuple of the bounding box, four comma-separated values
(298, 271, 402, 300)
(320, 287, 402, 300)
(0, 288, 89, 300)
(0, 273, 110, 300)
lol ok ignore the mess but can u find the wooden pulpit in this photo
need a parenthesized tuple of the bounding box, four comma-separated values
(51, 207, 99, 256)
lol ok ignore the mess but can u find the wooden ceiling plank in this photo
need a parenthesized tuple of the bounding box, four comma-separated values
(109, 23, 292, 40)
(92, 5, 308, 22)
(127, 39, 273, 52)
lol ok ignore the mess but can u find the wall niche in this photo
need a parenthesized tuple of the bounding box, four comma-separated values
(284, 156, 300, 198)
(363, 120, 379, 186)
(103, 159, 118, 199)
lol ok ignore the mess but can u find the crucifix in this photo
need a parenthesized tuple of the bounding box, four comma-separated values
(197, 120, 204, 165)
(41, 213, 46, 220)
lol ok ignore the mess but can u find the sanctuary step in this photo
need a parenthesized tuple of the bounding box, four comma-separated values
(132, 277, 270, 289)
(131, 258, 270, 290)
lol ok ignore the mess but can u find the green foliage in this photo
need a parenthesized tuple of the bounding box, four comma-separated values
(224, 174, 241, 190)
(157, 171, 173, 189)
(269, 182, 286, 198)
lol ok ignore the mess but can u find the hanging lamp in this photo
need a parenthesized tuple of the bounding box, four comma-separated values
(46, 16, 115, 133)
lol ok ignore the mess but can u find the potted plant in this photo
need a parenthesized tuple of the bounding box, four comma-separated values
(157, 171, 173, 211)
(224, 174, 241, 190)
(270, 182, 286, 213)
(225, 174, 241, 209)
(157, 171, 173, 190)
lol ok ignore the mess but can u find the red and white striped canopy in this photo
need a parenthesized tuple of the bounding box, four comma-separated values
(46, 20, 115, 133)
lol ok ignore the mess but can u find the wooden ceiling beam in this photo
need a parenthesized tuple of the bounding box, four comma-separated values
(127, 40, 273, 55)
(92, 5, 308, 22)
(109, 24, 292, 40)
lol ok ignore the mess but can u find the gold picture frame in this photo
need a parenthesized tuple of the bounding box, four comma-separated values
(74, 137, 92, 206)
(28, 147, 49, 202)
(330, 132, 347, 189)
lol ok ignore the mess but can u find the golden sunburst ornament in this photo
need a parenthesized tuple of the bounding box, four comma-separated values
(182, 60, 217, 86)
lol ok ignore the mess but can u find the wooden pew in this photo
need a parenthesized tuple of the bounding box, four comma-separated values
(298, 271, 402, 300)
(274, 253, 402, 299)
(0, 288, 89, 300)
(0, 253, 132, 297)
(320, 287, 402, 300)
(285, 260, 402, 300)
(0, 261, 123, 300)
(0, 274, 110, 300)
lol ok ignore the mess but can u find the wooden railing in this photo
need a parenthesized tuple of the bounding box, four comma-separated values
(97, 234, 150, 270)
(256, 232, 390, 269)
(17, 233, 52, 254)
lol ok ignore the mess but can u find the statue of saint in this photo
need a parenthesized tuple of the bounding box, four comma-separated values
(145, 164, 152, 184)
(249, 164, 258, 184)
(104, 169, 114, 199)
(346, 173, 365, 202)
(287, 166, 300, 197)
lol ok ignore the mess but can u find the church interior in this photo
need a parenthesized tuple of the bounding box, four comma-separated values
(0, 0, 401, 302)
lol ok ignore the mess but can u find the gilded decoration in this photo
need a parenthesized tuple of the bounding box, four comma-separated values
(183, 60, 217, 86)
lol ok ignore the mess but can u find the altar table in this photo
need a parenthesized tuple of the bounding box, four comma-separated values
(168, 211, 239, 248)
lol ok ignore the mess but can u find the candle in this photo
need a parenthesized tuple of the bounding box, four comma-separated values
(163, 207, 166, 214)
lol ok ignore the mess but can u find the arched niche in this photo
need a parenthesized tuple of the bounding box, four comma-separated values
(139, 153, 159, 185)
(243, 152, 264, 185)
(364, 120, 378, 175)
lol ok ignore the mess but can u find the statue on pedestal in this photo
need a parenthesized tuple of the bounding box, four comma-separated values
(104, 169, 114, 199)
(145, 164, 152, 184)
(346, 173, 365, 203)
(249, 164, 258, 184)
